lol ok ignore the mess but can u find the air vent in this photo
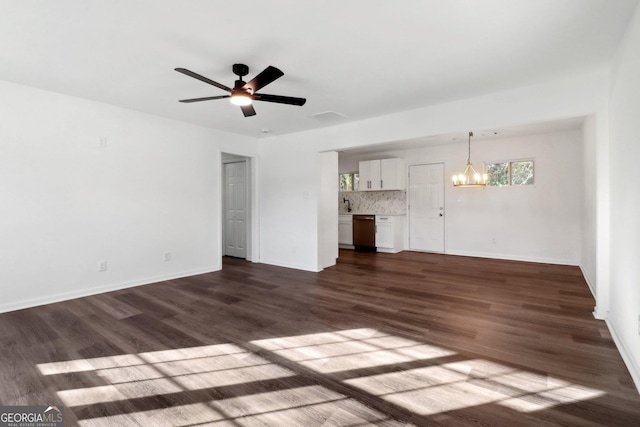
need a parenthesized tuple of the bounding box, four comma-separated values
(310, 111, 347, 122)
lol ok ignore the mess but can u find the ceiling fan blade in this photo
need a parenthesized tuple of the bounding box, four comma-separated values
(175, 68, 232, 92)
(253, 93, 306, 106)
(179, 95, 230, 103)
(243, 66, 284, 94)
(241, 104, 256, 117)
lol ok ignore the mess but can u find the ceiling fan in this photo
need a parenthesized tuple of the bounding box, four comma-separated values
(175, 63, 306, 117)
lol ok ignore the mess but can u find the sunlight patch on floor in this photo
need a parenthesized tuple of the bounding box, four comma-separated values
(38, 343, 295, 408)
(35, 329, 606, 424)
(251, 328, 456, 373)
(252, 329, 605, 415)
(74, 386, 390, 427)
(38, 343, 247, 375)
(56, 362, 296, 407)
(37, 341, 393, 426)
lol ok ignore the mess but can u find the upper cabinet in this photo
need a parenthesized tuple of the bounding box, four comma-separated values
(359, 160, 381, 190)
(358, 158, 406, 191)
(381, 158, 405, 190)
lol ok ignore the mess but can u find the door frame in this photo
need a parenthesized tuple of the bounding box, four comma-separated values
(407, 162, 446, 253)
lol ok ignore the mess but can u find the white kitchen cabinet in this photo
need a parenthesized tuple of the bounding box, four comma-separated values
(358, 160, 381, 190)
(381, 158, 406, 190)
(375, 215, 405, 253)
(338, 214, 353, 246)
(358, 158, 405, 191)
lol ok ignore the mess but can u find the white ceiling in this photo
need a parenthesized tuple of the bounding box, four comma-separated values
(0, 0, 637, 138)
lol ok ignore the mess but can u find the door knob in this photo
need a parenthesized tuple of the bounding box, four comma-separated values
(439, 213, 443, 217)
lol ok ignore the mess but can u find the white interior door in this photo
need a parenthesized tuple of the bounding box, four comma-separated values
(224, 161, 247, 258)
(409, 163, 444, 252)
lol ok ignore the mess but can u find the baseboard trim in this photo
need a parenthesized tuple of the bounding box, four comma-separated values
(445, 250, 577, 266)
(593, 307, 609, 320)
(0, 266, 221, 314)
(377, 247, 402, 254)
(605, 318, 640, 395)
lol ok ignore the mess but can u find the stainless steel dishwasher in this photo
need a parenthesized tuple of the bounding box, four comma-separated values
(352, 215, 376, 251)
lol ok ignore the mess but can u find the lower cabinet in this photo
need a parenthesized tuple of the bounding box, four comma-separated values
(338, 215, 353, 246)
(375, 215, 404, 253)
(339, 214, 405, 252)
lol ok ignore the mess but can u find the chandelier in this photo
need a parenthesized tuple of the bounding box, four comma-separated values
(452, 131, 487, 187)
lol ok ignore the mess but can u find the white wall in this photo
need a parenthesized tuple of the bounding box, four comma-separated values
(258, 138, 319, 271)
(318, 151, 339, 269)
(0, 80, 258, 312)
(341, 130, 583, 265)
(607, 2, 640, 391)
(581, 115, 598, 291)
(579, 111, 612, 317)
(259, 70, 608, 271)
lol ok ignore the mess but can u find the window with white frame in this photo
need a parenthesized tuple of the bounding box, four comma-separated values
(339, 172, 359, 191)
(485, 160, 534, 186)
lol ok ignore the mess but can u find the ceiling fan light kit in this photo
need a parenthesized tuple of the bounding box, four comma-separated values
(176, 63, 306, 117)
(452, 131, 488, 187)
(230, 93, 252, 106)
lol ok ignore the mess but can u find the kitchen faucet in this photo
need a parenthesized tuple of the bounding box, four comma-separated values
(343, 197, 352, 212)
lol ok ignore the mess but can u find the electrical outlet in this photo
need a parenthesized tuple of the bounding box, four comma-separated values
(99, 260, 108, 272)
(164, 252, 171, 262)
(98, 136, 108, 148)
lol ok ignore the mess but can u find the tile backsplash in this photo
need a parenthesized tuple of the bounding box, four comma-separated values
(339, 190, 406, 214)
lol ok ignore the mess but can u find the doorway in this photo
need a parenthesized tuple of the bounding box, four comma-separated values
(223, 158, 249, 259)
(409, 163, 444, 252)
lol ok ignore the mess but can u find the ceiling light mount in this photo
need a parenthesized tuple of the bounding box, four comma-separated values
(452, 131, 487, 187)
(232, 63, 249, 78)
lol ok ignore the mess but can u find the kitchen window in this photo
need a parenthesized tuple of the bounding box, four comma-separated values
(485, 160, 534, 186)
(339, 172, 359, 191)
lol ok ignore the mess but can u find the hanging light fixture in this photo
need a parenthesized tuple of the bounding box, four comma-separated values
(452, 131, 487, 187)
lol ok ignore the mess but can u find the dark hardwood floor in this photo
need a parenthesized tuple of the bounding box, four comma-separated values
(1, 250, 639, 426)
